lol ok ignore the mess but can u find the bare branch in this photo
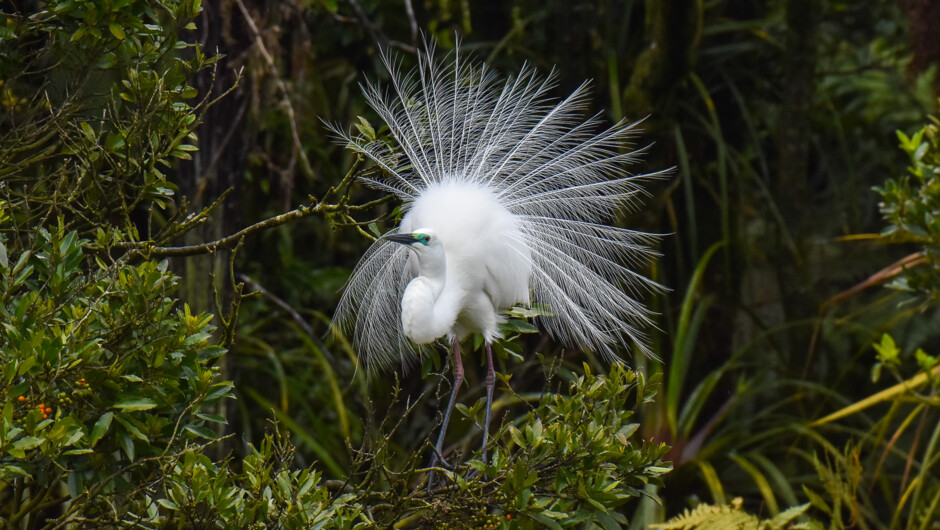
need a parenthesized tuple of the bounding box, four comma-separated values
(233, 0, 316, 181)
(123, 199, 336, 258)
(404, 0, 419, 47)
(345, 0, 417, 54)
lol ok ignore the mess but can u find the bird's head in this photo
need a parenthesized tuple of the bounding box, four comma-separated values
(385, 228, 441, 248)
(386, 228, 444, 273)
(385, 228, 439, 248)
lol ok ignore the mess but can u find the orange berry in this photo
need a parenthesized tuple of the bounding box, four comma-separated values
(506, 514, 512, 520)
(42, 413, 48, 419)
(37, 403, 44, 409)
(45, 408, 52, 414)
(17, 396, 25, 402)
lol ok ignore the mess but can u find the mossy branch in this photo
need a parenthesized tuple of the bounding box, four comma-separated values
(123, 199, 336, 258)
(113, 157, 369, 259)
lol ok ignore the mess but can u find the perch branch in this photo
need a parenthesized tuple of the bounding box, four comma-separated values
(128, 199, 336, 258)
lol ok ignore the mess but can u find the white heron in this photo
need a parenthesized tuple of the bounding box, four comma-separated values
(333, 44, 665, 467)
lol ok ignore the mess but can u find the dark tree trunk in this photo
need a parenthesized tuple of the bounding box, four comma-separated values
(772, 0, 821, 352)
(176, 0, 255, 456)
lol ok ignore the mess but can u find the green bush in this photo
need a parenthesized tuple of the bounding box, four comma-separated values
(346, 364, 671, 529)
(877, 118, 940, 301)
(0, 225, 233, 525)
(0, 0, 210, 241)
(144, 431, 364, 528)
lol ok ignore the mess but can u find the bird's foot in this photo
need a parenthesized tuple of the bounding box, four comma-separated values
(429, 445, 453, 469)
(425, 446, 455, 493)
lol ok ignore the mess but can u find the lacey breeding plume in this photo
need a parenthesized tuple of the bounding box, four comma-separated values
(333, 45, 666, 464)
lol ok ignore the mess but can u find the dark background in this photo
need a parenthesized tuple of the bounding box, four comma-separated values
(172, 0, 939, 517)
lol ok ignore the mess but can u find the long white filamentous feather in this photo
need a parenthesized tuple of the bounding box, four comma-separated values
(332, 45, 667, 372)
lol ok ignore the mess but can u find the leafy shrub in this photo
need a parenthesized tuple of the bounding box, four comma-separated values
(144, 431, 363, 528)
(0, 0, 211, 241)
(0, 225, 232, 525)
(876, 118, 940, 300)
(348, 363, 671, 529)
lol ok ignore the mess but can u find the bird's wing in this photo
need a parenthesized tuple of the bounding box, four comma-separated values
(479, 229, 531, 310)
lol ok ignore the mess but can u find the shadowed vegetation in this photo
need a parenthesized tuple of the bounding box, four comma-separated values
(2, 0, 940, 527)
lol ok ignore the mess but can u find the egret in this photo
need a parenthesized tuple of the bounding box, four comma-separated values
(333, 44, 665, 467)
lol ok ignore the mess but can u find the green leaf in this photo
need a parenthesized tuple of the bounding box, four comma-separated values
(115, 415, 149, 442)
(184, 424, 218, 440)
(89, 412, 113, 447)
(594, 511, 622, 530)
(108, 22, 125, 40)
(12, 436, 43, 451)
(195, 413, 228, 424)
(63, 429, 84, 447)
(157, 498, 179, 510)
(505, 304, 555, 318)
(113, 397, 157, 411)
(67, 471, 83, 498)
(614, 423, 639, 444)
(354, 116, 375, 140)
(1, 465, 30, 478)
(120, 432, 135, 461)
(768, 503, 810, 526)
(62, 448, 94, 455)
(527, 512, 565, 529)
(873, 333, 899, 363)
(500, 318, 539, 334)
(531, 418, 543, 440)
(104, 132, 126, 151)
(80, 121, 95, 140)
(509, 426, 526, 448)
(802, 486, 831, 515)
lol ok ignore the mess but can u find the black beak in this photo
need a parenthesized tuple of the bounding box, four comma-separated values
(385, 233, 419, 245)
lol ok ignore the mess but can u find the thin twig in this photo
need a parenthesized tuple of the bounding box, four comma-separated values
(238, 273, 314, 337)
(195, 96, 248, 205)
(403, 0, 419, 47)
(233, 0, 316, 180)
(345, 0, 417, 53)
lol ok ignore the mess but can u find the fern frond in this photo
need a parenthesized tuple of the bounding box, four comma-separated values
(651, 498, 818, 530)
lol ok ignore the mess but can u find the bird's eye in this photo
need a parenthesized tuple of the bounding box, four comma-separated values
(424, 235, 431, 242)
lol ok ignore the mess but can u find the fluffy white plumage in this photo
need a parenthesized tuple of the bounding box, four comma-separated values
(334, 46, 665, 372)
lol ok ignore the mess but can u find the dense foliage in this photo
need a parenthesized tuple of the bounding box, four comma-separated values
(0, 227, 234, 526)
(2, 0, 940, 528)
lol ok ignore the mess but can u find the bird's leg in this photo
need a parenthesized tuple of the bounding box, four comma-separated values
(481, 342, 496, 463)
(431, 336, 464, 470)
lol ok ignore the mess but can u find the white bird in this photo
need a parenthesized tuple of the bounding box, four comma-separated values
(333, 44, 665, 465)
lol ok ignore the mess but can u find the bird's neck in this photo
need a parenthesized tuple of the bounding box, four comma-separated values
(401, 254, 460, 344)
(415, 250, 446, 282)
